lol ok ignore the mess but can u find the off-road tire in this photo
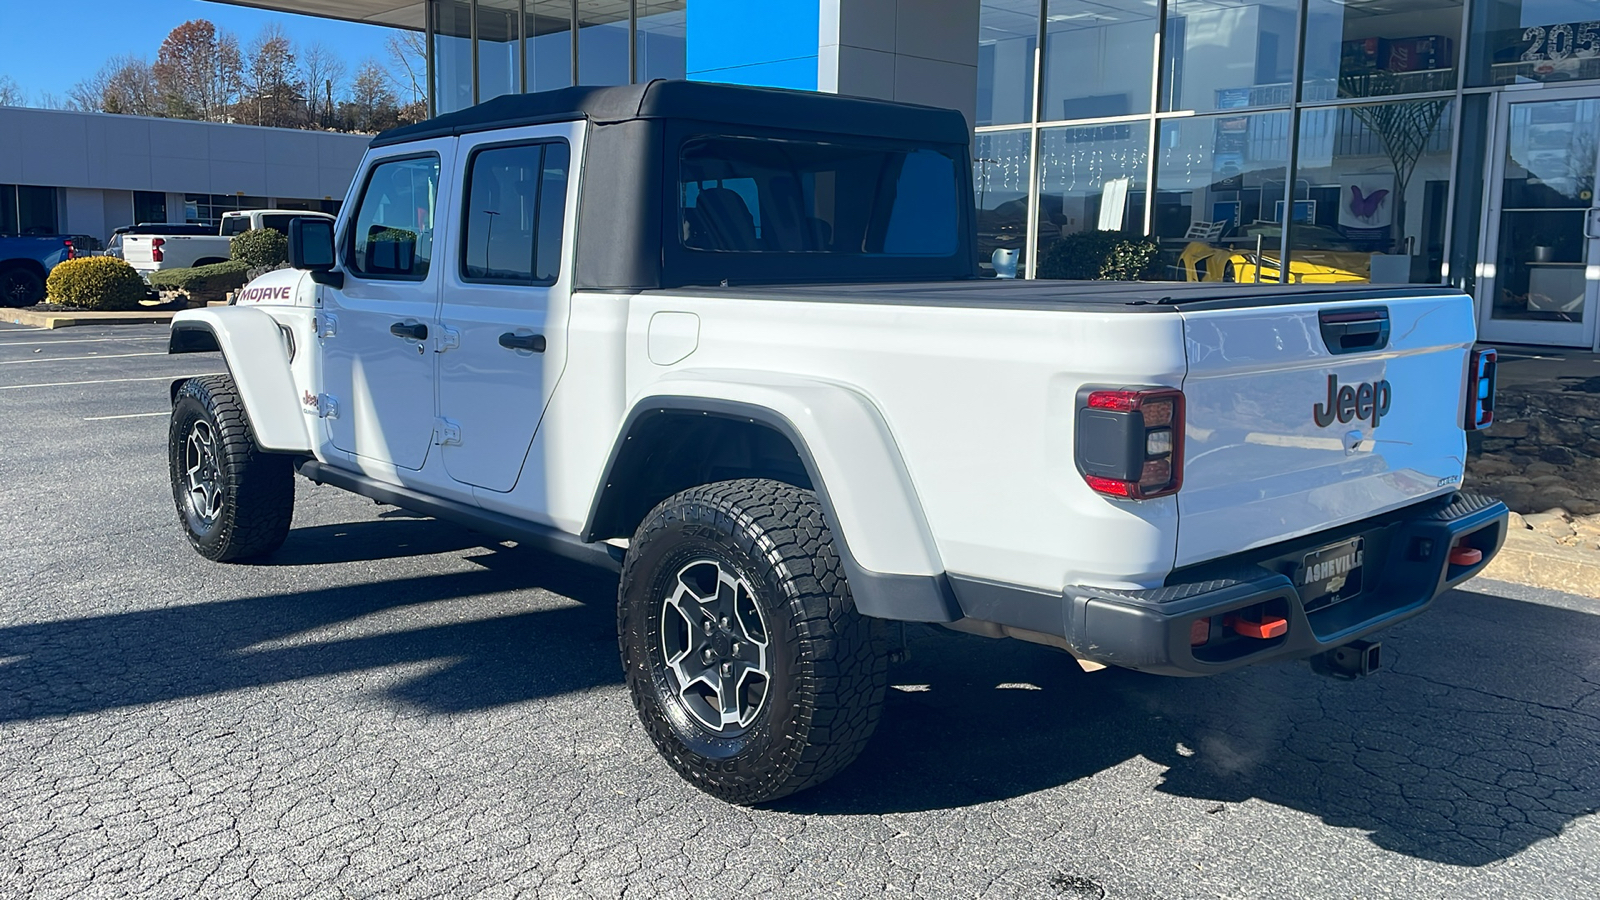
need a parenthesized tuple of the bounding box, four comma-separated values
(168, 375, 294, 561)
(619, 478, 888, 804)
(1, 266, 45, 307)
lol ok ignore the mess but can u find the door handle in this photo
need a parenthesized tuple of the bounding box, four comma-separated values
(498, 332, 546, 352)
(390, 321, 428, 340)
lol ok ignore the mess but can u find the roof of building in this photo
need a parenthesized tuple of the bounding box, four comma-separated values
(369, 80, 972, 148)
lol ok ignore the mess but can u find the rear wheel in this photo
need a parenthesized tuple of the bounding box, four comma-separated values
(0, 266, 44, 307)
(619, 479, 888, 804)
(168, 375, 294, 561)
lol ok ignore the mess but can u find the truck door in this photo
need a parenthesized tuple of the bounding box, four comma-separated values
(319, 142, 453, 472)
(434, 123, 578, 493)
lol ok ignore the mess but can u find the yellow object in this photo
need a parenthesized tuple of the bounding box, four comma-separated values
(1178, 241, 1370, 284)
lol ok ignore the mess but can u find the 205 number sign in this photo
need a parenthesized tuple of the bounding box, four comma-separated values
(1521, 22, 1600, 61)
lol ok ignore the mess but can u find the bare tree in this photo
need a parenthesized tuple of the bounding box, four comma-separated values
(386, 31, 427, 107)
(343, 58, 402, 133)
(244, 24, 304, 127)
(299, 41, 346, 129)
(70, 56, 161, 116)
(0, 75, 25, 107)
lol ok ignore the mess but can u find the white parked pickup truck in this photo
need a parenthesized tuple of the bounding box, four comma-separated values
(165, 81, 1508, 804)
(123, 209, 333, 276)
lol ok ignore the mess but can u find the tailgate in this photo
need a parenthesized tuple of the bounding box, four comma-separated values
(122, 237, 154, 266)
(1176, 293, 1475, 568)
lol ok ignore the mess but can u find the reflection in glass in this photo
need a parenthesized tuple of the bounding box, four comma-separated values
(977, 1, 1039, 127)
(479, 0, 524, 102)
(1491, 98, 1599, 323)
(1291, 99, 1456, 284)
(1162, 1, 1297, 112)
(1302, 0, 1462, 101)
(1034, 121, 1150, 273)
(973, 130, 1033, 273)
(526, 0, 573, 92)
(433, 0, 474, 114)
(579, 6, 630, 85)
(1041, 0, 1156, 121)
(637, 1, 687, 81)
(1469, 0, 1600, 87)
(1153, 111, 1289, 283)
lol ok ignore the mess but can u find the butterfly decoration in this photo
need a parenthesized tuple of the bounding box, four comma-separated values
(1348, 185, 1389, 221)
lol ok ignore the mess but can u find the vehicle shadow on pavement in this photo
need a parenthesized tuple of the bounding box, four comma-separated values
(250, 510, 512, 566)
(783, 587, 1600, 868)
(0, 540, 623, 723)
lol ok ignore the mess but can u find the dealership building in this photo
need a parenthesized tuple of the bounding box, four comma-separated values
(174, 1, 1600, 351)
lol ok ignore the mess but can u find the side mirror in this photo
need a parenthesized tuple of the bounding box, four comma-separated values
(288, 217, 337, 271)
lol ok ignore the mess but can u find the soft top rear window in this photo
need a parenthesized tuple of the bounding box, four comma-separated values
(678, 136, 960, 258)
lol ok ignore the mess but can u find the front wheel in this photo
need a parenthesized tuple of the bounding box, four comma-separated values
(619, 479, 888, 804)
(168, 375, 294, 561)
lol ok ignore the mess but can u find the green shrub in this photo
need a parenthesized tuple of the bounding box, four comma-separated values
(148, 260, 252, 300)
(45, 256, 150, 310)
(229, 228, 289, 268)
(1036, 231, 1161, 281)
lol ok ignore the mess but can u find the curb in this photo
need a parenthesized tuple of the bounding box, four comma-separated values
(7, 309, 180, 329)
(1482, 529, 1600, 599)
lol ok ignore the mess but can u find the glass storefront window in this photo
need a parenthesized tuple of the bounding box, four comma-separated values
(527, 0, 574, 92)
(1302, 0, 1462, 102)
(977, 1, 1039, 127)
(479, 0, 524, 101)
(1291, 99, 1456, 284)
(1034, 121, 1150, 275)
(974, 130, 1033, 274)
(434, 0, 475, 113)
(1469, 1, 1600, 87)
(1162, 1, 1298, 113)
(1152, 111, 1290, 282)
(579, 9, 630, 85)
(1488, 97, 1599, 324)
(637, 1, 687, 81)
(1041, 0, 1157, 121)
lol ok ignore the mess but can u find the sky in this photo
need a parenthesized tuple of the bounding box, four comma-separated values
(0, 0, 403, 103)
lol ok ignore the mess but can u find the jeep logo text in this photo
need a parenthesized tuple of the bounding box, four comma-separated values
(1314, 375, 1391, 429)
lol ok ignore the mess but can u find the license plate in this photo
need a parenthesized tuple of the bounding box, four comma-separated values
(1300, 537, 1364, 612)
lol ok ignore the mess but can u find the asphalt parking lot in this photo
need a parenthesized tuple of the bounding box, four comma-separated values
(2, 320, 1599, 899)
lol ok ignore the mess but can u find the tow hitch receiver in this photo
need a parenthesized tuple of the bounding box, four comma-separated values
(1310, 639, 1382, 679)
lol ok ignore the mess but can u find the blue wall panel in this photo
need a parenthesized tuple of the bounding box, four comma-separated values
(686, 0, 819, 91)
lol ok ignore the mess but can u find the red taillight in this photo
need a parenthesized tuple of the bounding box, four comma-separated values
(1465, 348, 1496, 430)
(151, 237, 165, 262)
(64, 239, 75, 260)
(1076, 387, 1185, 500)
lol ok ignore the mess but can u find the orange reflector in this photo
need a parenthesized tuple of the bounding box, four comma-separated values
(1226, 614, 1288, 640)
(1449, 546, 1483, 566)
(1190, 618, 1210, 647)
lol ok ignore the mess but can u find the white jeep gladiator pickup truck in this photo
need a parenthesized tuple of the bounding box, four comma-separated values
(166, 80, 1508, 804)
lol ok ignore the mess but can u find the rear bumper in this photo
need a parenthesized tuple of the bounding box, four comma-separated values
(953, 492, 1508, 677)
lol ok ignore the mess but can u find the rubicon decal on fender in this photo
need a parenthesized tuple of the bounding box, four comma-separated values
(1314, 375, 1392, 428)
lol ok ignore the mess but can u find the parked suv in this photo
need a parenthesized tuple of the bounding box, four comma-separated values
(166, 81, 1508, 803)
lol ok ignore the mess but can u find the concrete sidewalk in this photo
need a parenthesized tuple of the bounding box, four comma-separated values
(6, 307, 182, 329)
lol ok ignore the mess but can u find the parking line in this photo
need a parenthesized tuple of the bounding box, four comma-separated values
(0, 352, 169, 365)
(83, 412, 169, 421)
(0, 336, 169, 347)
(0, 373, 222, 391)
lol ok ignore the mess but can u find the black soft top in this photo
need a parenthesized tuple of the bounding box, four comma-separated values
(370, 80, 971, 148)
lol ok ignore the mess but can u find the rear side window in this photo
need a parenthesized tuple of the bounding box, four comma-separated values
(220, 216, 249, 237)
(259, 214, 294, 235)
(349, 155, 441, 279)
(460, 141, 571, 284)
(678, 137, 959, 256)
